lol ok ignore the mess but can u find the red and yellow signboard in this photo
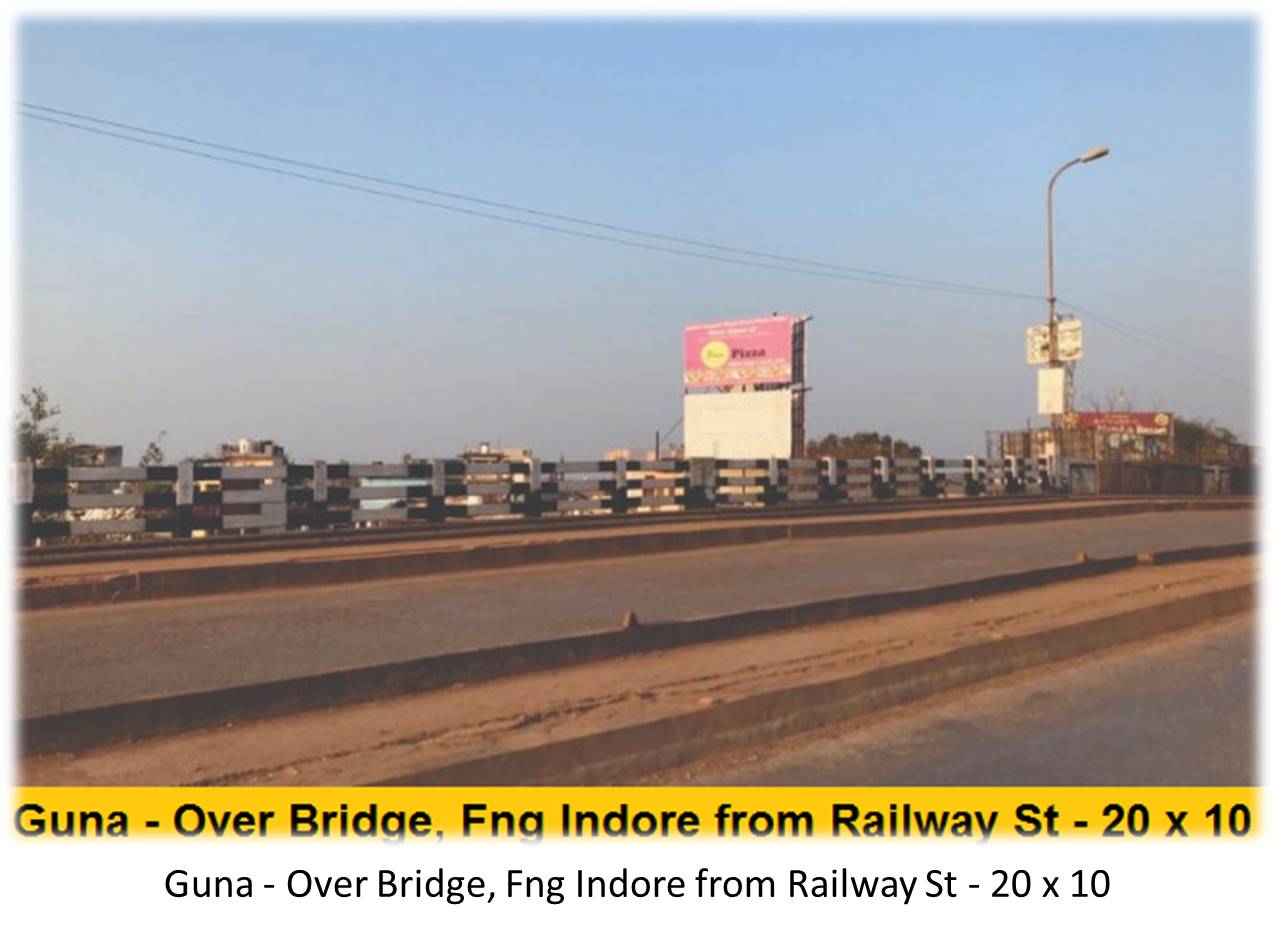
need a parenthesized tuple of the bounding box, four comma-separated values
(683, 316, 794, 388)
(1062, 411, 1174, 436)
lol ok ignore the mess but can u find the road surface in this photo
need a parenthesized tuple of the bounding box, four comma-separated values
(645, 613, 1255, 785)
(23, 557, 1252, 786)
(21, 509, 1253, 716)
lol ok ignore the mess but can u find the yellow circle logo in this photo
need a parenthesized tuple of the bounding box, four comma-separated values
(700, 340, 730, 369)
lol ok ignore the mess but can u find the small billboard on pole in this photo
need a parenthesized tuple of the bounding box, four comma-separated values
(1026, 319, 1083, 365)
(1057, 319, 1083, 361)
(1037, 367, 1067, 414)
(1026, 325, 1050, 365)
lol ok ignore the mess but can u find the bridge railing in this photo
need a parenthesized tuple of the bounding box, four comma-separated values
(18, 464, 181, 541)
(13, 455, 1241, 546)
(818, 458, 874, 502)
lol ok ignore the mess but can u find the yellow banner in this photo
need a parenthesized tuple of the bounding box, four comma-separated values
(12, 787, 1258, 841)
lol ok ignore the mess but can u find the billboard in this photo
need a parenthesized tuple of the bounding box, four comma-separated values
(1026, 325, 1050, 365)
(1037, 367, 1067, 415)
(684, 316, 793, 388)
(1027, 320, 1083, 365)
(1062, 411, 1174, 436)
(684, 389, 793, 459)
(1058, 319, 1083, 361)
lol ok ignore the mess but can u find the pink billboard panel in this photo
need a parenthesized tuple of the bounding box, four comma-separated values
(683, 315, 793, 388)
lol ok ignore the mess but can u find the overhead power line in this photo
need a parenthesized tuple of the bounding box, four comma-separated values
(19, 101, 1040, 302)
(18, 102, 1251, 389)
(1058, 299, 1249, 368)
(1064, 303, 1250, 391)
(19, 108, 1042, 301)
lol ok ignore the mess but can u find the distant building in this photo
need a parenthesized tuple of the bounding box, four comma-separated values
(600, 446, 681, 511)
(195, 439, 288, 513)
(460, 441, 533, 464)
(213, 438, 287, 466)
(64, 444, 124, 467)
(603, 443, 684, 461)
(453, 442, 533, 515)
(602, 447, 663, 461)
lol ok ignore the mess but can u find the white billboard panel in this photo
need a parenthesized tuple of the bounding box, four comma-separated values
(1037, 367, 1068, 415)
(1027, 320, 1083, 364)
(1026, 325, 1050, 365)
(684, 389, 793, 459)
(1058, 319, 1083, 361)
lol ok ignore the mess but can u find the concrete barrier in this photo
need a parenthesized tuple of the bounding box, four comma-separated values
(19, 540, 1255, 756)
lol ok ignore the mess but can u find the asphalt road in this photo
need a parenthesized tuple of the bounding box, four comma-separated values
(20, 509, 1254, 716)
(649, 613, 1255, 786)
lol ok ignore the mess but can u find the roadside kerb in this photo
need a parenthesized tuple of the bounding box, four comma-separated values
(20, 540, 1255, 756)
(18, 498, 1254, 611)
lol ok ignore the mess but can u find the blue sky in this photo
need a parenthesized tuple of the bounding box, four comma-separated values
(18, 19, 1254, 460)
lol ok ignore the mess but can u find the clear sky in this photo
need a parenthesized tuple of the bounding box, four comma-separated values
(18, 18, 1254, 461)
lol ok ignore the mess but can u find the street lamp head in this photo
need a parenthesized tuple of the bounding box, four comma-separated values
(1079, 144, 1110, 163)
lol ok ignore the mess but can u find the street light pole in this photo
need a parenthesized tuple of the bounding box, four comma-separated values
(1045, 162, 1072, 362)
(1044, 144, 1109, 480)
(1046, 144, 1109, 366)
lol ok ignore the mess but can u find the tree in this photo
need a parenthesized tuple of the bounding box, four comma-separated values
(1083, 387, 1136, 413)
(139, 431, 168, 467)
(1173, 417, 1248, 467)
(806, 430, 922, 459)
(15, 386, 76, 465)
